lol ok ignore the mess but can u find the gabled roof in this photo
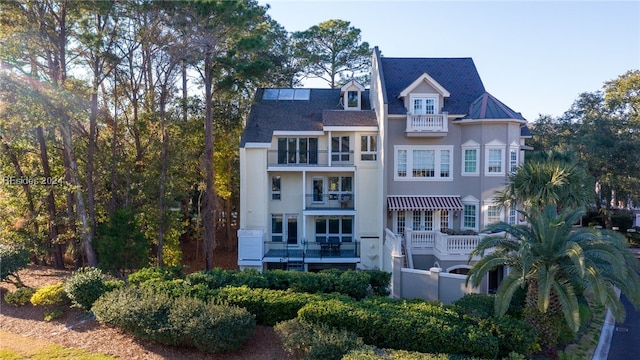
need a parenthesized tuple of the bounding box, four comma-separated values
(380, 57, 486, 115)
(464, 92, 526, 120)
(241, 88, 373, 147)
(341, 80, 365, 92)
(399, 73, 450, 98)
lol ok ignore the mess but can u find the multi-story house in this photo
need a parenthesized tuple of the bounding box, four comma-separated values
(238, 47, 530, 289)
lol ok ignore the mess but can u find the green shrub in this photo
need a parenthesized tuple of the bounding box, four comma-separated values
(366, 270, 391, 296)
(169, 296, 256, 353)
(64, 267, 110, 310)
(274, 319, 364, 360)
(451, 294, 496, 319)
(212, 286, 351, 326)
(128, 266, 183, 285)
(138, 279, 213, 301)
(30, 282, 69, 306)
(92, 286, 255, 352)
(94, 208, 149, 277)
(298, 298, 499, 358)
(0, 244, 30, 288)
(185, 268, 237, 289)
(30, 282, 69, 321)
(4, 287, 36, 306)
(478, 316, 538, 358)
(342, 346, 487, 359)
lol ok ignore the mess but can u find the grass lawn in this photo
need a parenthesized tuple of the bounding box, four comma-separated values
(0, 331, 117, 360)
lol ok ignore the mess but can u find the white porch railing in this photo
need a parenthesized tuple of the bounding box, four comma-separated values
(404, 229, 493, 257)
(406, 112, 448, 133)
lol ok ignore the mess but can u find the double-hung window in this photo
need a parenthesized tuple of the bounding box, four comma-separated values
(328, 176, 353, 200)
(461, 141, 480, 176)
(412, 97, 437, 115)
(394, 146, 453, 180)
(463, 204, 477, 230)
(487, 205, 501, 225)
(485, 141, 505, 175)
(509, 147, 518, 173)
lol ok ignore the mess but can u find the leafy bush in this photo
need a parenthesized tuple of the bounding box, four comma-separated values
(342, 346, 506, 359)
(30, 282, 69, 321)
(185, 268, 237, 289)
(128, 266, 183, 285)
(92, 286, 255, 352)
(138, 279, 213, 301)
(64, 267, 111, 310)
(451, 294, 495, 318)
(366, 270, 391, 296)
(478, 316, 538, 358)
(0, 244, 30, 287)
(212, 286, 351, 326)
(30, 282, 69, 306)
(298, 298, 499, 358)
(274, 318, 364, 360)
(4, 287, 36, 306)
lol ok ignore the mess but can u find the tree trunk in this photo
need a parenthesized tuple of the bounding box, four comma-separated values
(60, 120, 98, 267)
(203, 53, 215, 270)
(36, 126, 64, 269)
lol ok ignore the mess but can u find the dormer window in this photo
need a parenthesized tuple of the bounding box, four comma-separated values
(412, 96, 437, 115)
(347, 91, 359, 108)
(341, 80, 365, 111)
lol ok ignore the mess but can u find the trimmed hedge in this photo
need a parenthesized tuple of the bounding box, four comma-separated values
(274, 318, 364, 360)
(212, 286, 352, 326)
(298, 298, 499, 358)
(30, 282, 68, 306)
(92, 286, 255, 353)
(182, 268, 391, 300)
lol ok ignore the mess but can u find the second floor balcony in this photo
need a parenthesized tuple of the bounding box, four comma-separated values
(406, 112, 448, 136)
(268, 150, 354, 168)
(404, 228, 498, 259)
(305, 193, 354, 210)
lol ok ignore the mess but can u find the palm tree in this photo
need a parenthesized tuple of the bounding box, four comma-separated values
(467, 205, 640, 348)
(495, 151, 593, 212)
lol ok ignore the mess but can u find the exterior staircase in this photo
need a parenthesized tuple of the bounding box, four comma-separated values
(287, 260, 305, 271)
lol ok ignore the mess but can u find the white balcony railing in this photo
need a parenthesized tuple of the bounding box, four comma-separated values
(406, 112, 448, 134)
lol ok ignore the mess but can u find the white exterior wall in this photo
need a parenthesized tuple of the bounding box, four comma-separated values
(239, 147, 269, 231)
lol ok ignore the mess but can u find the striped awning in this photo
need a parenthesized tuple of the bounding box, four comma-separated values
(387, 196, 463, 211)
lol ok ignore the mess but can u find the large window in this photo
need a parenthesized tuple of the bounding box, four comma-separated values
(277, 137, 318, 165)
(312, 178, 324, 202)
(464, 149, 478, 174)
(412, 211, 434, 231)
(412, 97, 437, 114)
(315, 216, 353, 243)
(487, 205, 501, 225)
(271, 176, 281, 200)
(394, 146, 453, 180)
(360, 135, 377, 161)
(485, 141, 505, 175)
(272, 214, 298, 244)
(331, 136, 350, 162)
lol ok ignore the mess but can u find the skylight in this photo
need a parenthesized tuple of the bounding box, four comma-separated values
(262, 88, 310, 101)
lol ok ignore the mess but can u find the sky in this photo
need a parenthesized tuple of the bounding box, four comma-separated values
(258, 0, 640, 122)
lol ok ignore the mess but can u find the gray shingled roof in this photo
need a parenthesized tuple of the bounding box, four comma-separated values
(464, 92, 526, 120)
(241, 89, 372, 147)
(323, 110, 377, 126)
(380, 57, 486, 115)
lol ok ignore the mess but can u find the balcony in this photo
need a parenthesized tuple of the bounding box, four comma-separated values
(263, 240, 360, 263)
(305, 193, 354, 210)
(267, 150, 354, 168)
(404, 229, 498, 259)
(405, 112, 448, 137)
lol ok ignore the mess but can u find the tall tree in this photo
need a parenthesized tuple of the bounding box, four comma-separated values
(467, 205, 640, 351)
(293, 19, 370, 88)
